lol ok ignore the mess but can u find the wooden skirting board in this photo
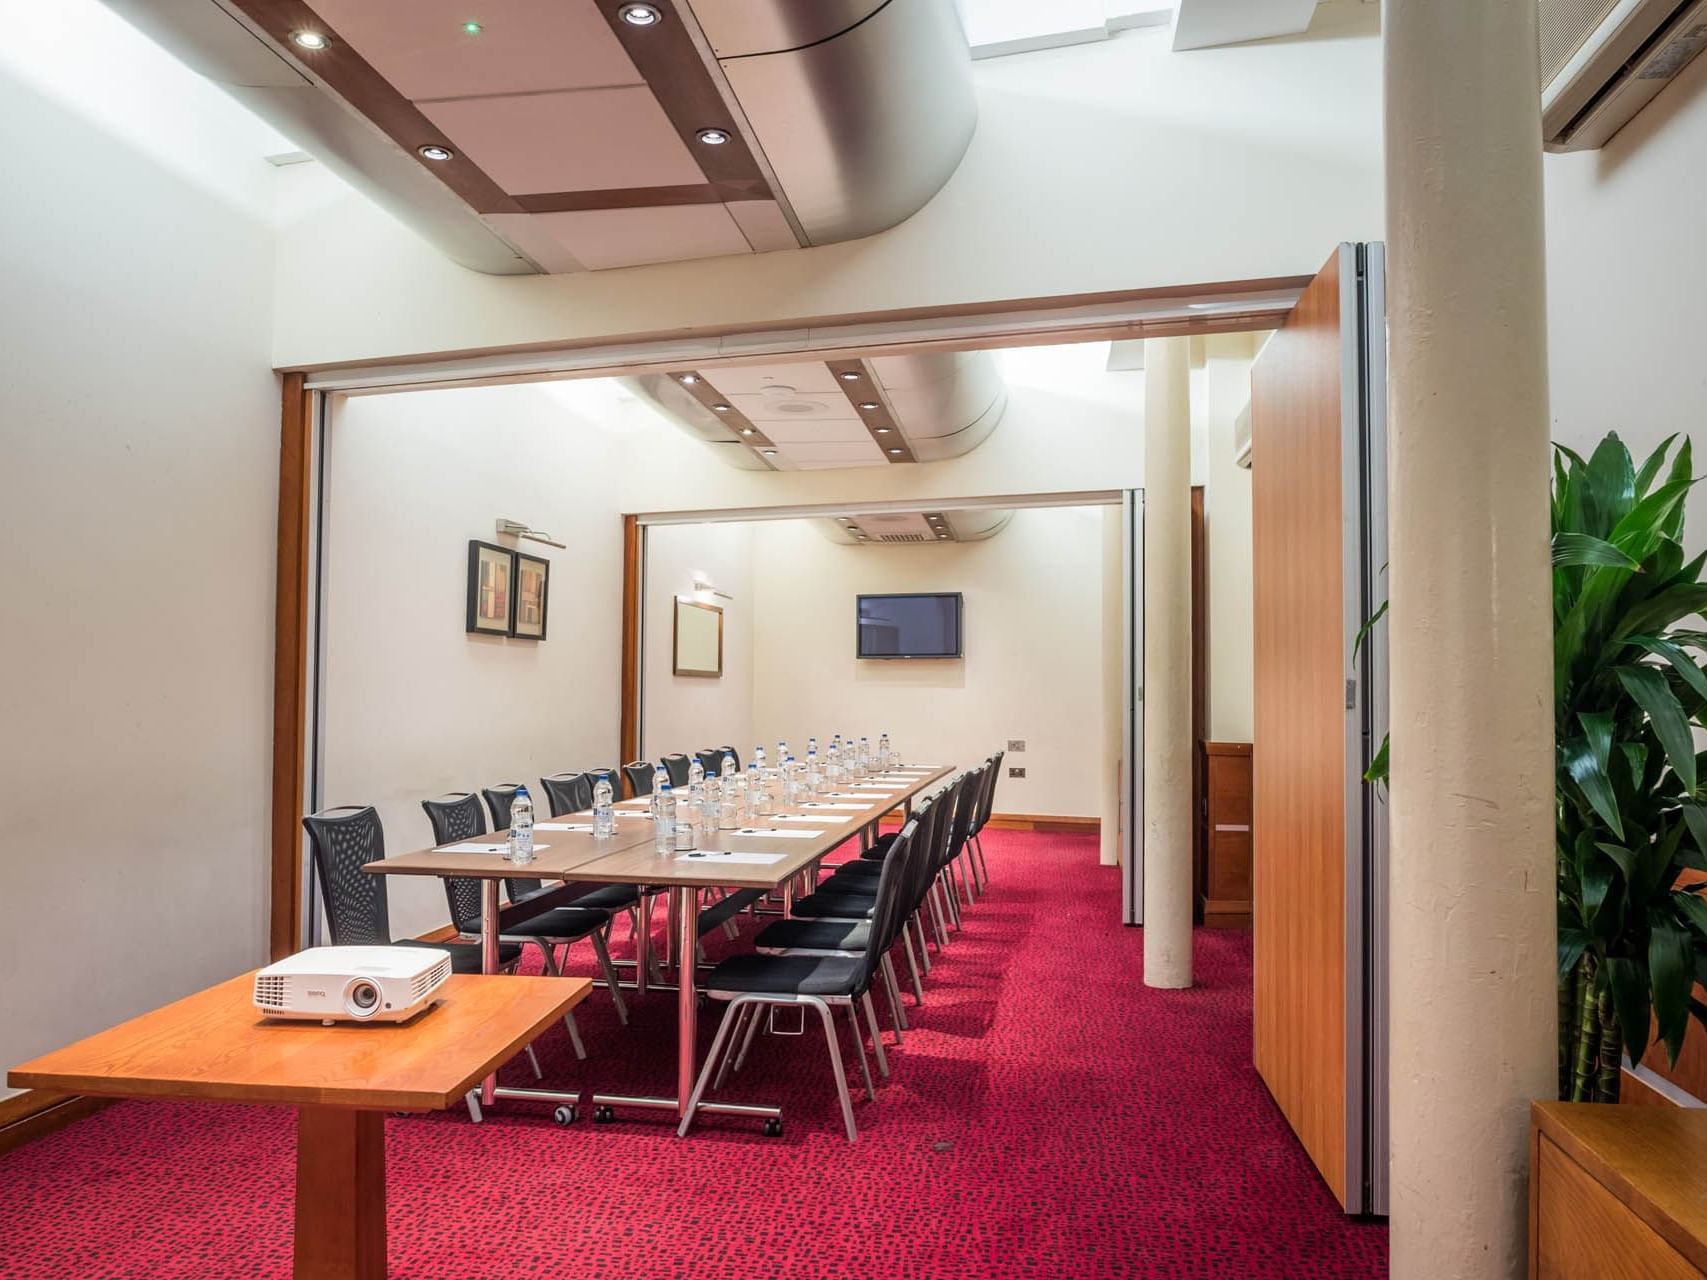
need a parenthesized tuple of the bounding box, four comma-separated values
(0, 1089, 116, 1157)
(984, 813, 1100, 834)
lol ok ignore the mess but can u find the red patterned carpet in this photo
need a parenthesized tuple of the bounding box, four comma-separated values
(0, 829, 1386, 1279)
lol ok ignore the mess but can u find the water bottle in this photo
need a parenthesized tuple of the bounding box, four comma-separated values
(593, 773, 615, 838)
(653, 761, 669, 796)
(721, 751, 737, 780)
(719, 773, 741, 829)
(507, 786, 535, 863)
(700, 773, 720, 836)
(807, 736, 817, 761)
(754, 744, 767, 774)
(674, 790, 696, 851)
(877, 732, 891, 771)
(858, 736, 871, 778)
(748, 761, 770, 816)
(777, 740, 789, 774)
(688, 755, 705, 789)
(654, 782, 676, 853)
(826, 738, 843, 787)
(806, 743, 820, 796)
(783, 754, 801, 807)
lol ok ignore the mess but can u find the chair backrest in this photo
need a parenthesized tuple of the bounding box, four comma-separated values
(482, 783, 522, 830)
(970, 753, 1002, 834)
(900, 794, 945, 919)
(481, 783, 542, 901)
(695, 748, 725, 778)
(661, 753, 692, 787)
(622, 760, 654, 798)
(541, 772, 594, 817)
(855, 817, 922, 991)
(302, 806, 391, 946)
(420, 793, 486, 934)
(945, 766, 983, 865)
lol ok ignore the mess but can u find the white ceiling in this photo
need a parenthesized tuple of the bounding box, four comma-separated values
(959, 0, 1329, 57)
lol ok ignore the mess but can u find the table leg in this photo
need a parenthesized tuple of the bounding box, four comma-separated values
(676, 885, 698, 1116)
(480, 879, 499, 1106)
(294, 1107, 385, 1280)
(635, 893, 651, 998)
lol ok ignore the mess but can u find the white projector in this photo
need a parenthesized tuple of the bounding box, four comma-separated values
(253, 946, 453, 1025)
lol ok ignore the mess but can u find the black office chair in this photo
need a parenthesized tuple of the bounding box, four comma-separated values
(540, 772, 595, 816)
(679, 818, 922, 1141)
(695, 748, 727, 778)
(661, 753, 692, 787)
(622, 760, 655, 798)
(302, 805, 535, 1118)
(421, 794, 627, 1042)
(968, 750, 1003, 884)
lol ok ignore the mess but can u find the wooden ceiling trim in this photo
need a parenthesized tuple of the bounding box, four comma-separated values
(514, 178, 773, 214)
(667, 370, 779, 467)
(589, 0, 775, 193)
(825, 358, 915, 464)
(224, 1, 522, 215)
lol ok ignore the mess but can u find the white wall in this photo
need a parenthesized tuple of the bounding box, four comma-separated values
(0, 0, 281, 1095)
(1201, 333, 1258, 742)
(641, 522, 756, 764)
(269, 10, 1383, 369)
(750, 510, 1110, 818)
(321, 385, 626, 938)
(1545, 54, 1707, 539)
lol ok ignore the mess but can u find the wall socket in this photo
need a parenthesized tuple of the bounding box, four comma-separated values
(1007, 739, 1026, 752)
(1009, 766, 1026, 778)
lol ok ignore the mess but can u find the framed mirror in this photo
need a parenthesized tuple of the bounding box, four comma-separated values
(673, 599, 723, 678)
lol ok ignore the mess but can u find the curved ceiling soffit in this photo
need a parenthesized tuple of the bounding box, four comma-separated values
(623, 349, 1006, 472)
(101, 0, 976, 274)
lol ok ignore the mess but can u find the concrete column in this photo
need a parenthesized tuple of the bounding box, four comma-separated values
(1386, 2, 1555, 1276)
(1142, 336, 1193, 989)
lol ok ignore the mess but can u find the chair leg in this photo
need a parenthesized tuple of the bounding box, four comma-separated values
(911, 915, 934, 973)
(590, 927, 629, 1025)
(465, 1089, 483, 1123)
(940, 871, 963, 929)
(524, 1043, 543, 1080)
(845, 1002, 875, 1100)
(564, 1008, 587, 1060)
(811, 999, 858, 1143)
(731, 1001, 765, 1075)
(901, 929, 927, 1001)
(643, 895, 665, 986)
(676, 998, 745, 1139)
(881, 954, 907, 1035)
(535, 940, 561, 976)
(927, 888, 949, 949)
(974, 832, 991, 882)
(714, 1004, 758, 1090)
(862, 992, 890, 1079)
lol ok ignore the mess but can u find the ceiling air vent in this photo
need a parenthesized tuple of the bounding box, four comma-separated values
(1542, 0, 1707, 150)
(879, 533, 929, 543)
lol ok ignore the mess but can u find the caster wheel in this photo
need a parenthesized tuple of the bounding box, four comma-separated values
(594, 1105, 616, 1124)
(762, 1118, 783, 1138)
(552, 1105, 577, 1126)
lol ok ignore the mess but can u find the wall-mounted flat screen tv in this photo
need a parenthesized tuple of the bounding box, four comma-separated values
(856, 592, 963, 659)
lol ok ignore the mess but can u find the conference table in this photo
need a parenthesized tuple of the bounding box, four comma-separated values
(364, 764, 953, 1131)
(9, 972, 589, 1280)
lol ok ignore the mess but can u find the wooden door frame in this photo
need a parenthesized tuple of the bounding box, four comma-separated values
(271, 373, 314, 960)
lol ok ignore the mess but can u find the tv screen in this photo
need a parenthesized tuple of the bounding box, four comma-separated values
(856, 593, 963, 659)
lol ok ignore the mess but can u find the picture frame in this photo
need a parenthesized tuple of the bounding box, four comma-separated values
(466, 540, 515, 636)
(511, 551, 549, 640)
(673, 599, 724, 677)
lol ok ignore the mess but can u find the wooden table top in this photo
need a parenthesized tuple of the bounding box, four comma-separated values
(362, 765, 953, 889)
(1532, 1101, 1707, 1274)
(9, 972, 591, 1112)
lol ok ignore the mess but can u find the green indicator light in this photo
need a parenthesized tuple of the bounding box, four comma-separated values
(462, 20, 483, 35)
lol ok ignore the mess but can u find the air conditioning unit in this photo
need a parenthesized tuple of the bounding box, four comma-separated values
(1542, 0, 1707, 151)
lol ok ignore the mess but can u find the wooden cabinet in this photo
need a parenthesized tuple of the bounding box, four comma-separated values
(1531, 1102, 1707, 1279)
(1200, 741, 1252, 927)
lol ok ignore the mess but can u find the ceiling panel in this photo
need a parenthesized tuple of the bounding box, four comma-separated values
(725, 200, 800, 253)
(420, 87, 704, 193)
(485, 213, 587, 273)
(752, 417, 873, 445)
(776, 440, 888, 468)
(310, 0, 644, 100)
(707, 362, 844, 395)
(726, 392, 859, 424)
(528, 205, 752, 270)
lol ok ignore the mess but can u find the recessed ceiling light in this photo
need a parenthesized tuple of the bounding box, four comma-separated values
(875, 427, 891, 434)
(290, 30, 328, 49)
(838, 371, 861, 382)
(462, 20, 483, 35)
(937, 533, 949, 539)
(417, 144, 455, 161)
(762, 449, 777, 456)
(739, 428, 755, 436)
(679, 373, 699, 385)
(887, 448, 903, 455)
(857, 401, 879, 410)
(696, 128, 731, 146)
(712, 403, 732, 412)
(618, 3, 663, 26)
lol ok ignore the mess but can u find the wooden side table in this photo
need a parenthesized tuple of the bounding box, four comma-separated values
(11, 971, 589, 1280)
(1530, 1101, 1707, 1279)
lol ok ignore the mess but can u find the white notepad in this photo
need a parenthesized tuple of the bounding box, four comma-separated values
(676, 850, 786, 865)
(730, 827, 825, 840)
(535, 822, 594, 832)
(769, 813, 842, 823)
(440, 841, 552, 855)
(798, 802, 868, 811)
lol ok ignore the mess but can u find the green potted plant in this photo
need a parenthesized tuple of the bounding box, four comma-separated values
(1371, 432, 1707, 1100)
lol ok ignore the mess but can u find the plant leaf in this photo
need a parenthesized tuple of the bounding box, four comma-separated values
(1565, 739, 1625, 838)
(1596, 841, 1638, 885)
(1553, 532, 1641, 570)
(1635, 434, 1680, 497)
(1603, 956, 1654, 1067)
(1674, 889, 1707, 940)
(1650, 916, 1694, 1064)
(1616, 665, 1698, 795)
(1630, 634, 1707, 705)
(1559, 926, 1589, 980)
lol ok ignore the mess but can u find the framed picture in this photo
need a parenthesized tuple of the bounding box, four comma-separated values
(673, 599, 723, 677)
(511, 551, 549, 640)
(466, 540, 515, 636)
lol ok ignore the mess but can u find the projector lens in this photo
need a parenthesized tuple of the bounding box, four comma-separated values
(345, 979, 381, 1017)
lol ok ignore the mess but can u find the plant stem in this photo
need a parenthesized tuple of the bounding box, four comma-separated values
(1571, 954, 1599, 1103)
(1559, 958, 1579, 1101)
(1595, 987, 1622, 1103)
